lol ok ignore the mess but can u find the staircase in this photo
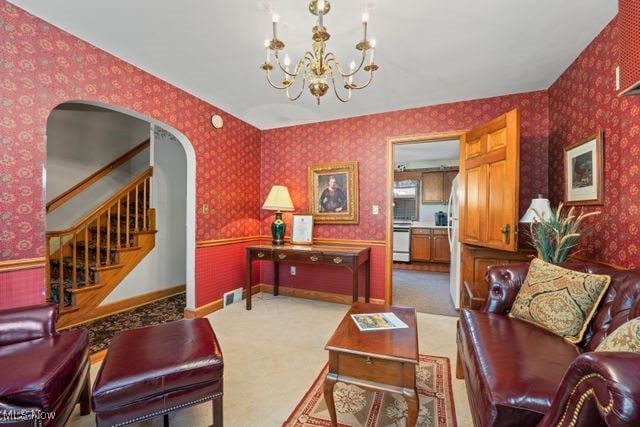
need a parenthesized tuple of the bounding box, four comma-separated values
(46, 167, 156, 328)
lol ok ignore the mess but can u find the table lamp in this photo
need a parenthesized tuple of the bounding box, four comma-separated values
(519, 195, 553, 223)
(263, 185, 294, 245)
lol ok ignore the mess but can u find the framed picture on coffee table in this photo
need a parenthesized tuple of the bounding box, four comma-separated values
(564, 131, 604, 205)
(308, 161, 359, 224)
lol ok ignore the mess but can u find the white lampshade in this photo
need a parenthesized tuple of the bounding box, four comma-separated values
(262, 185, 294, 211)
(520, 195, 553, 223)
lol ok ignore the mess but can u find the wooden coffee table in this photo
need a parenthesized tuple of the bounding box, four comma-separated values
(324, 303, 419, 426)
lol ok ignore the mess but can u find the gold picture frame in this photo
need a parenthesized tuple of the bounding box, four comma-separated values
(291, 214, 314, 245)
(308, 161, 359, 224)
(564, 131, 604, 205)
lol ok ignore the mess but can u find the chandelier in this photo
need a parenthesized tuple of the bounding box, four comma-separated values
(260, 0, 379, 105)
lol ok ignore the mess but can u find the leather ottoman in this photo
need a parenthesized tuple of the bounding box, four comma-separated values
(92, 318, 223, 427)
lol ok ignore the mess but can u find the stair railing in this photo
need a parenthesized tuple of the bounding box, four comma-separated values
(45, 167, 154, 311)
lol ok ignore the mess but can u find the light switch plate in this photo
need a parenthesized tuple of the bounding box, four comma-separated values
(372, 205, 379, 215)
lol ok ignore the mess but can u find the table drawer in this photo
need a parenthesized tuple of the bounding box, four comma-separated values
(337, 353, 404, 386)
(273, 250, 323, 263)
(323, 254, 355, 267)
(249, 249, 272, 261)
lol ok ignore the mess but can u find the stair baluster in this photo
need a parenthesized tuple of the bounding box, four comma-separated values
(45, 168, 154, 313)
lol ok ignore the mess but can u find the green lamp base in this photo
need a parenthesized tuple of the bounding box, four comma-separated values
(271, 211, 286, 245)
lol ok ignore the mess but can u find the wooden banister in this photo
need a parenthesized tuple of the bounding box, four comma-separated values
(46, 168, 154, 311)
(46, 139, 150, 213)
(46, 167, 153, 236)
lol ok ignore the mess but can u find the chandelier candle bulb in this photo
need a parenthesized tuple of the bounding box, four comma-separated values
(264, 39, 270, 62)
(272, 14, 279, 39)
(370, 39, 376, 63)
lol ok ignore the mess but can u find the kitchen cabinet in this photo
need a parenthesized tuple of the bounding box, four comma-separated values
(431, 230, 451, 262)
(394, 171, 422, 182)
(410, 228, 431, 261)
(410, 228, 450, 263)
(421, 169, 458, 204)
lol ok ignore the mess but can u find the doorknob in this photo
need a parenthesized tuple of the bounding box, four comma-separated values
(501, 224, 511, 244)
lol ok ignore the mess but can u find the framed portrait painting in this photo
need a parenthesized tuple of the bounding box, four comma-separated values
(564, 131, 604, 205)
(308, 161, 359, 224)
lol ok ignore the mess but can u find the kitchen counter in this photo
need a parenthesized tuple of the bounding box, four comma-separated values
(410, 222, 451, 228)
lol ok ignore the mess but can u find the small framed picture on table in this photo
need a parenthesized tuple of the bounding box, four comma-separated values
(291, 214, 314, 245)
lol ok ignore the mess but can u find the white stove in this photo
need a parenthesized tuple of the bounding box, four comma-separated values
(393, 221, 412, 262)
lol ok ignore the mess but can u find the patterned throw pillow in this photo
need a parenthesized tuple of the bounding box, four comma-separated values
(509, 258, 611, 344)
(595, 318, 640, 352)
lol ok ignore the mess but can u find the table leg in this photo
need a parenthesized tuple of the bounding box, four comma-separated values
(246, 251, 252, 310)
(403, 385, 419, 427)
(323, 372, 338, 427)
(274, 261, 279, 296)
(352, 267, 358, 303)
(364, 259, 370, 303)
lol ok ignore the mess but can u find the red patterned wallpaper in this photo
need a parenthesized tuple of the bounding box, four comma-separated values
(261, 92, 550, 241)
(0, 267, 44, 309)
(0, 0, 261, 262)
(549, 17, 640, 268)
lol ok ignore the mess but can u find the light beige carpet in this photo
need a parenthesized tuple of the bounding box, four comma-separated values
(284, 354, 456, 427)
(67, 296, 471, 426)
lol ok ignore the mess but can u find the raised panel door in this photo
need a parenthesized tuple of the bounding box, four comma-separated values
(442, 170, 458, 206)
(431, 233, 450, 263)
(410, 232, 431, 261)
(421, 172, 444, 203)
(459, 109, 520, 252)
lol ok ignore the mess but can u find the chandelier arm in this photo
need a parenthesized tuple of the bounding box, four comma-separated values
(286, 73, 307, 101)
(328, 74, 352, 103)
(325, 51, 367, 78)
(264, 70, 293, 90)
(349, 68, 376, 90)
(274, 50, 311, 78)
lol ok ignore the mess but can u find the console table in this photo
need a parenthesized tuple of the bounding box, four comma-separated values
(245, 244, 371, 310)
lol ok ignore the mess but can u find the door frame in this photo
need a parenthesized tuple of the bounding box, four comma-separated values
(385, 131, 466, 304)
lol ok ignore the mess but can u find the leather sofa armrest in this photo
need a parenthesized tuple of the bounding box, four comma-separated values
(0, 304, 59, 346)
(482, 263, 530, 314)
(539, 352, 640, 427)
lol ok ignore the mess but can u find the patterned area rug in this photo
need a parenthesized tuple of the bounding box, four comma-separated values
(70, 293, 185, 354)
(284, 354, 457, 427)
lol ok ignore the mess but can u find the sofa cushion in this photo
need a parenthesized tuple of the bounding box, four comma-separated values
(458, 309, 581, 426)
(595, 317, 640, 352)
(509, 258, 611, 343)
(0, 329, 88, 410)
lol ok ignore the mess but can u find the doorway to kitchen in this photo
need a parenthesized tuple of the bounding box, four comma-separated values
(388, 134, 462, 317)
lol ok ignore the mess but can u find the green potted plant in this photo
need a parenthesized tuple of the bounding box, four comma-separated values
(526, 202, 599, 263)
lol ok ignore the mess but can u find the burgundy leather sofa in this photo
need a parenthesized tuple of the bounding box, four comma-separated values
(456, 262, 640, 427)
(0, 304, 91, 427)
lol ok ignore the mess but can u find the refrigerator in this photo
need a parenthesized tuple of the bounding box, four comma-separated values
(447, 175, 461, 309)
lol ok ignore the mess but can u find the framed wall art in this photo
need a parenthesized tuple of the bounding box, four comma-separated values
(291, 214, 314, 245)
(308, 161, 359, 224)
(564, 130, 604, 205)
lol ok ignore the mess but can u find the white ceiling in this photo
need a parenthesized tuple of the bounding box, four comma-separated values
(9, 0, 617, 130)
(395, 140, 459, 165)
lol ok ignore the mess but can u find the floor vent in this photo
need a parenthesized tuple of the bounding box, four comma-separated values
(223, 288, 243, 307)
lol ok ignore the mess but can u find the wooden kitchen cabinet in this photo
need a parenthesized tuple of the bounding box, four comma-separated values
(411, 228, 450, 263)
(431, 229, 451, 262)
(410, 228, 431, 262)
(421, 169, 458, 204)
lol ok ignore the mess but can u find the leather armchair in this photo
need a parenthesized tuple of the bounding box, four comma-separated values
(0, 304, 91, 426)
(457, 262, 640, 427)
